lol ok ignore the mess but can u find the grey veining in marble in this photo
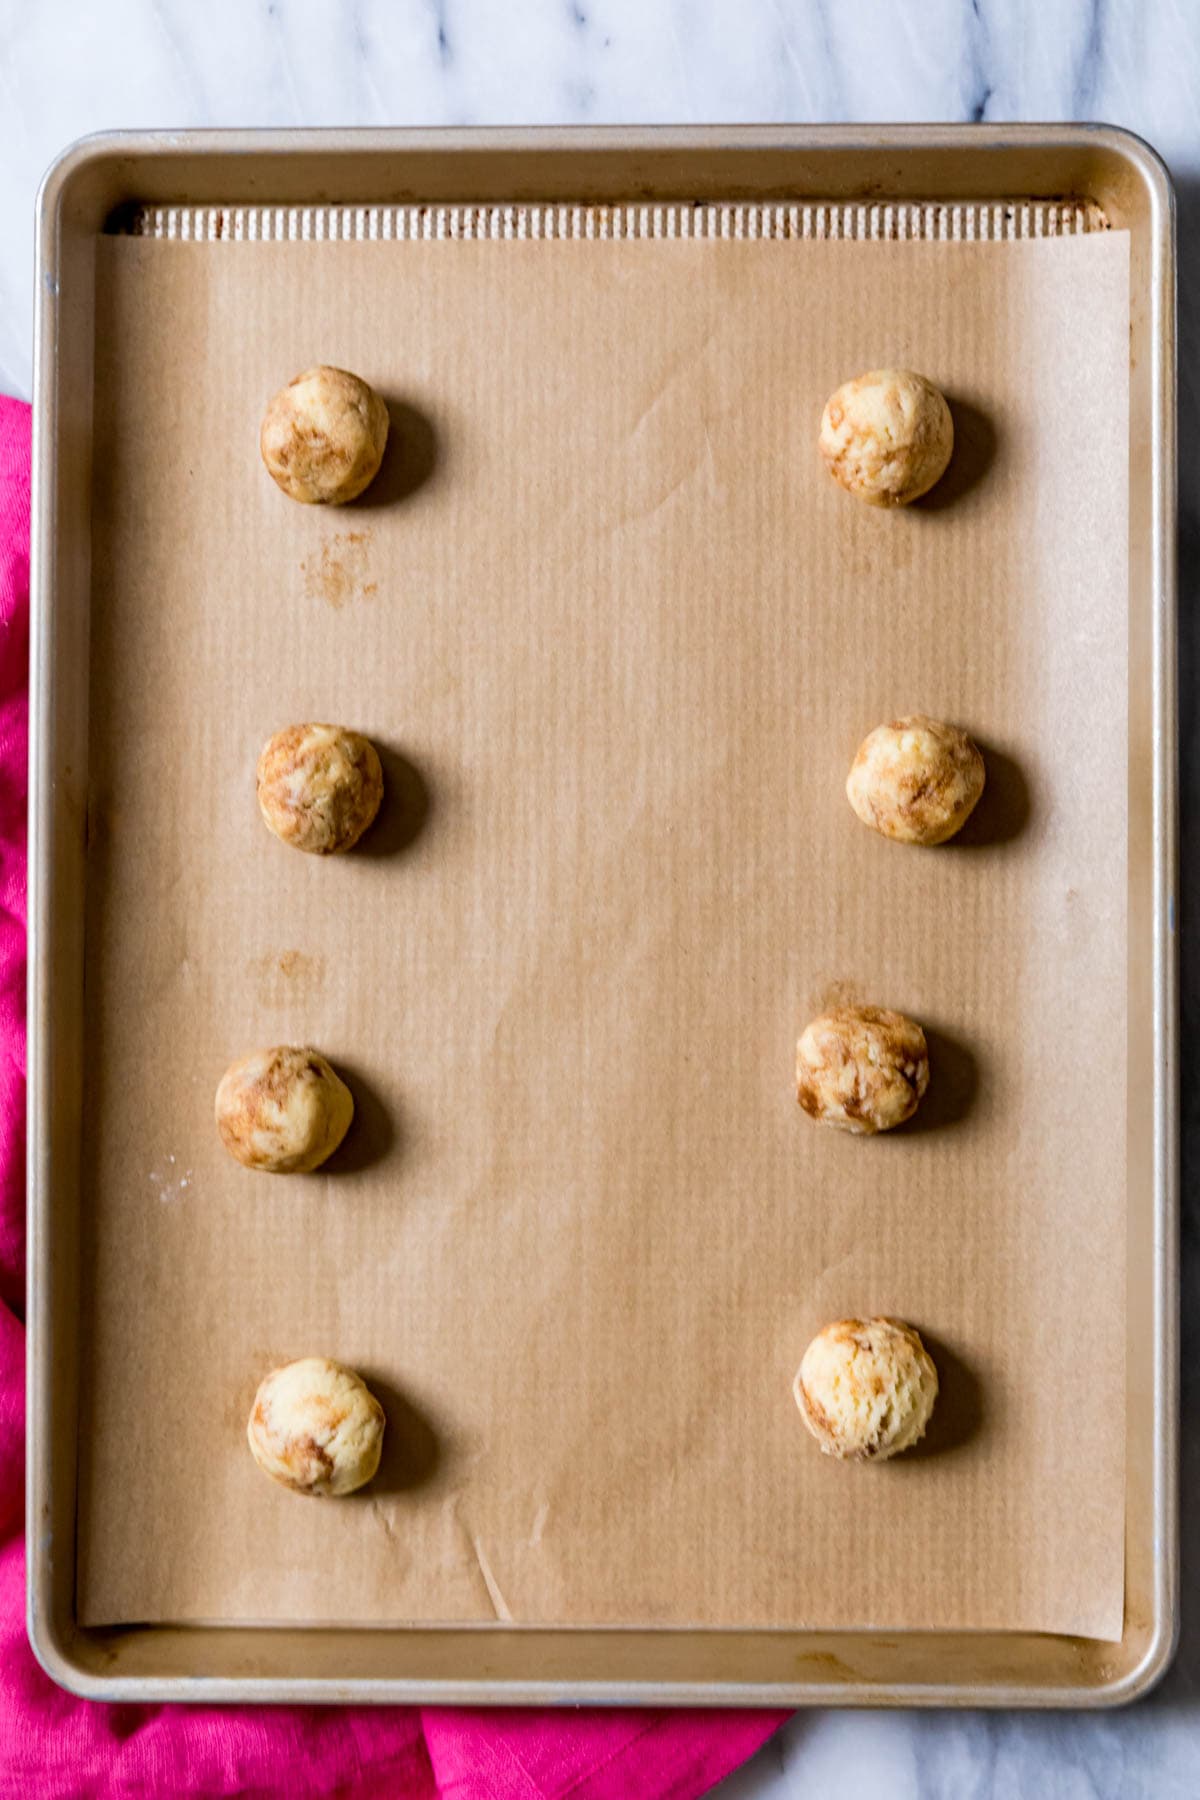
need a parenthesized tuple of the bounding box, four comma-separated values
(2, 2, 1200, 1795)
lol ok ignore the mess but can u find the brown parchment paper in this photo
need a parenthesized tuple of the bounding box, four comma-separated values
(77, 229, 1129, 1638)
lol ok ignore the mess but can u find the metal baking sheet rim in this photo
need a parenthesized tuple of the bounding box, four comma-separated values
(26, 125, 1178, 1707)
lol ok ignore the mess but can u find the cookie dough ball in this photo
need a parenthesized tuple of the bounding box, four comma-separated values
(257, 723, 384, 855)
(846, 715, 986, 846)
(796, 1005, 928, 1134)
(248, 1357, 385, 1495)
(794, 1317, 938, 1460)
(260, 366, 389, 504)
(819, 370, 953, 506)
(215, 1046, 353, 1173)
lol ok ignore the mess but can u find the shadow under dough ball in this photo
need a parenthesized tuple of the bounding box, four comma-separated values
(796, 1004, 929, 1134)
(257, 723, 384, 855)
(819, 369, 953, 505)
(260, 365, 389, 504)
(794, 1317, 939, 1460)
(248, 1357, 385, 1495)
(215, 1045, 354, 1173)
(846, 714, 986, 845)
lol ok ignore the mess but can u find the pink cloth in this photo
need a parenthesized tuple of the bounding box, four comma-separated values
(0, 395, 783, 1797)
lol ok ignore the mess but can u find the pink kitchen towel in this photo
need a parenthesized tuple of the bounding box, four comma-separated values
(0, 395, 783, 1798)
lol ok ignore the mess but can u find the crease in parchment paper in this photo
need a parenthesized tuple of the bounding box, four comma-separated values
(529, 1502, 550, 1548)
(467, 1534, 514, 1624)
(368, 1500, 401, 1547)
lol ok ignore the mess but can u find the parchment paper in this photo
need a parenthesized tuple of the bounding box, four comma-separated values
(77, 229, 1129, 1638)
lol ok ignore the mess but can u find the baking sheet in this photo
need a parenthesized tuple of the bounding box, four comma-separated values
(77, 228, 1129, 1639)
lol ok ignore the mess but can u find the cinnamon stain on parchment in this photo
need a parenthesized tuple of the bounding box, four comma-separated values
(301, 530, 379, 609)
(251, 950, 326, 1007)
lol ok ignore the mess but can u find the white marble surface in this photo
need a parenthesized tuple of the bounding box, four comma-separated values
(3, 2, 1200, 1795)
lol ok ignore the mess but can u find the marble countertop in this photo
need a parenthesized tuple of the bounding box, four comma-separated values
(3, 3, 1198, 1795)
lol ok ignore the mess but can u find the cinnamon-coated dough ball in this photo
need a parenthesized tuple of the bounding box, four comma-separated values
(846, 715, 985, 846)
(260, 366, 389, 504)
(819, 370, 953, 506)
(794, 1317, 938, 1460)
(215, 1046, 353, 1173)
(248, 1357, 385, 1495)
(257, 724, 383, 855)
(796, 1006, 928, 1134)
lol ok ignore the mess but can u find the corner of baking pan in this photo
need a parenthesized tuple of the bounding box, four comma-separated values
(1106, 1609, 1182, 1708)
(35, 128, 149, 231)
(24, 1599, 99, 1705)
(1077, 121, 1177, 214)
(24, 1562, 122, 1699)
